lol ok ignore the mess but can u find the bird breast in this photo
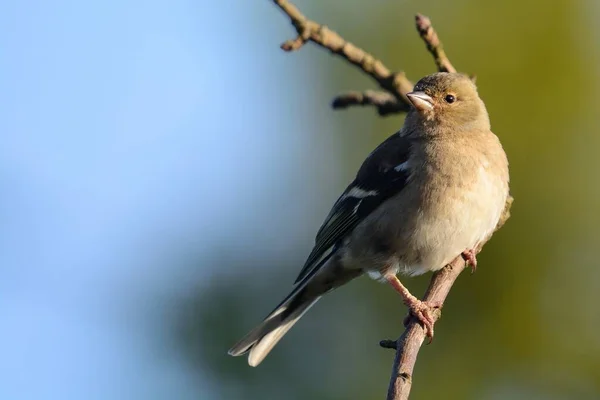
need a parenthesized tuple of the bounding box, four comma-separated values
(405, 146, 508, 275)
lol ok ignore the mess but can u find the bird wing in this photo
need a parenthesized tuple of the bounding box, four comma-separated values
(294, 132, 412, 283)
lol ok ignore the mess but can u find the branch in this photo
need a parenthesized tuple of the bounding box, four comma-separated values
(332, 90, 410, 116)
(273, 0, 413, 113)
(269, 1, 513, 398)
(415, 14, 457, 73)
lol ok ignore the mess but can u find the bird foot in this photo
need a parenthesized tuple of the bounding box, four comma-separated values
(385, 274, 441, 342)
(462, 249, 478, 273)
(402, 298, 441, 342)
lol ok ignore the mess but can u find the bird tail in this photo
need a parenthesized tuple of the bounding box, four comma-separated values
(228, 256, 360, 367)
(227, 290, 321, 367)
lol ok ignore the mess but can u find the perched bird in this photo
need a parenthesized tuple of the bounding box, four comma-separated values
(228, 72, 510, 367)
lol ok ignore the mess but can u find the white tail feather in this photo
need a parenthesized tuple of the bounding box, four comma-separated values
(247, 297, 320, 367)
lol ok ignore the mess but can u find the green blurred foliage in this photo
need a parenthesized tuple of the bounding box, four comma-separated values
(174, 1, 600, 399)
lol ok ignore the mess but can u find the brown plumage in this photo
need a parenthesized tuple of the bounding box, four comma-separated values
(228, 72, 510, 366)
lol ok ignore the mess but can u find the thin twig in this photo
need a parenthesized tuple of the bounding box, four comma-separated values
(273, 0, 413, 109)
(332, 90, 410, 115)
(415, 14, 456, 73)
(269, 1, 513, 399)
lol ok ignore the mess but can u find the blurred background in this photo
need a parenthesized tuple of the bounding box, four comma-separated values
(2, 0, 600, 399)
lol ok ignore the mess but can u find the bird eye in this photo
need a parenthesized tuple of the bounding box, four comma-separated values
(444, 94, 456, 104)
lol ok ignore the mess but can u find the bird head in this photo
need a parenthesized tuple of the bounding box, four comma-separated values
(405, 72, 490, 133)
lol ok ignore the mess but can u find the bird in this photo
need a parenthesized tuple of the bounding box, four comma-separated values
(228, 72, 510, 367)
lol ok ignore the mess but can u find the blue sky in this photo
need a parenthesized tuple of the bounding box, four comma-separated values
(0, 1, 334, 398)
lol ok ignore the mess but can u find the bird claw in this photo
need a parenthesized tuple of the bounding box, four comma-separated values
(403, 299, 441, 343)
(462, 249, 478, 273)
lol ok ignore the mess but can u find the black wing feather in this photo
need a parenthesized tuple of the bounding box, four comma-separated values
(294, 132, 412, 283)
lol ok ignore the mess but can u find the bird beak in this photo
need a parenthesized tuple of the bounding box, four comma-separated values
(406, 91, 434, 112)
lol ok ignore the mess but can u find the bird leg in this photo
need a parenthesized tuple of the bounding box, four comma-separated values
(461, 249, 478, 273)
(385, 274, 439, 340)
